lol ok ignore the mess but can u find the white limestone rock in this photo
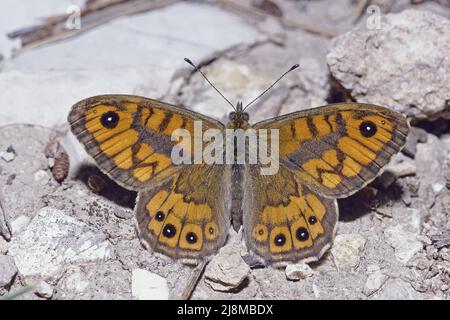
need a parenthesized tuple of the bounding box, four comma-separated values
(331, 234, 366, 271)
(204, 245, 250, 292)
(384, 209, 423, 264)
(285, 263, 314, 281)
(131, 269, 169, 300)
(8, 207, 111, 277)
(328, 9, 450, 120)
(0, 255, 18, 288)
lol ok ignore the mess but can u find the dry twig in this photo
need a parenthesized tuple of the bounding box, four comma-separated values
(178, 260, 208, 300)
(9, 0, 178, 56)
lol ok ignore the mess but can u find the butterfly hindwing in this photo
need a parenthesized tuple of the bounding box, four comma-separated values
(135, 164, 231, 262)
(68, 94, 224, 191)
(243, 165, 338, 263)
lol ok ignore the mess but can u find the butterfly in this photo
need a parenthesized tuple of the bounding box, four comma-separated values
(69, 88, 409, 266)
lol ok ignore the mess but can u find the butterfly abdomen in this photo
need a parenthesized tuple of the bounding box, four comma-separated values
(231, 163, 244, 231)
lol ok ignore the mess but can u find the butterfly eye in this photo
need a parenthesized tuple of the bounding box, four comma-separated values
(243, 112, 249, 121)
(101, 111, 120, 129)
(359, 120, 377, 137)
(229, 112, 236, 120)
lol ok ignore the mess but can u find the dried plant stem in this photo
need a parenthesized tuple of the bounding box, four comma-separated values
(178, 260, 208, 300)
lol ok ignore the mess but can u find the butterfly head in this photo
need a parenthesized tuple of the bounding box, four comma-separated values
(229, 101, 249, 128)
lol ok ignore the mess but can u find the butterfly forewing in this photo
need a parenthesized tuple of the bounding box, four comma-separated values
(253, 103, 410, 198)
(68, 94, 224, 191)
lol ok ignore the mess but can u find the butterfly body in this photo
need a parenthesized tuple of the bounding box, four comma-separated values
(69, 94, 409, 265)
(226, 101, 250, 232)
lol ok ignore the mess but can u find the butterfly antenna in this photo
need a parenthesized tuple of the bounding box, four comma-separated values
(243, 64, 300, 112)
(184, 58, 236, 111)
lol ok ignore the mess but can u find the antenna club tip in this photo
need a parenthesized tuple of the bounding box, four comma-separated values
(184, 58, 195, 67)
(290, 64, 300, 71)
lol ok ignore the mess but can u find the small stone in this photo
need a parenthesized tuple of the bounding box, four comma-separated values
(386, 160, 417, 178)
(402, 127, 427, 158)
(0, 150, 15, 162)
(414, 257, 433, 270)
(364, 265, 388, 296)
(241, 254, 266, 269)
(35, 281, 54, 299)
(205, 244, 250, 292)
(384, 209, 423, 264)
(380, 159, 417, 188)
(0, 255, 18, 288)
(10, 215, 31, 235)
(34, 170, 50, 185)
(432, 181, 445, 193)
(131, 269, 169, 300)
(330, 234, 366, 271)
(285, 263, 314, 281)
(426, 245, 439, 260)
(375, 278, 420, 299)
(415, 134, 446, 176)
(114, 207, 133, 220)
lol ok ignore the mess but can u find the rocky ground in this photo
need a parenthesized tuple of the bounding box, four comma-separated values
(0, 0, 449, 300)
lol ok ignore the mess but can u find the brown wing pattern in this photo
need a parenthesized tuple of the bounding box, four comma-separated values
(244, 103, 409, 263)
(243, 165, 338, 263)
(254, 103, 410, 198)
(135, 164, 231, 262)
(69, 94, 224, 191)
